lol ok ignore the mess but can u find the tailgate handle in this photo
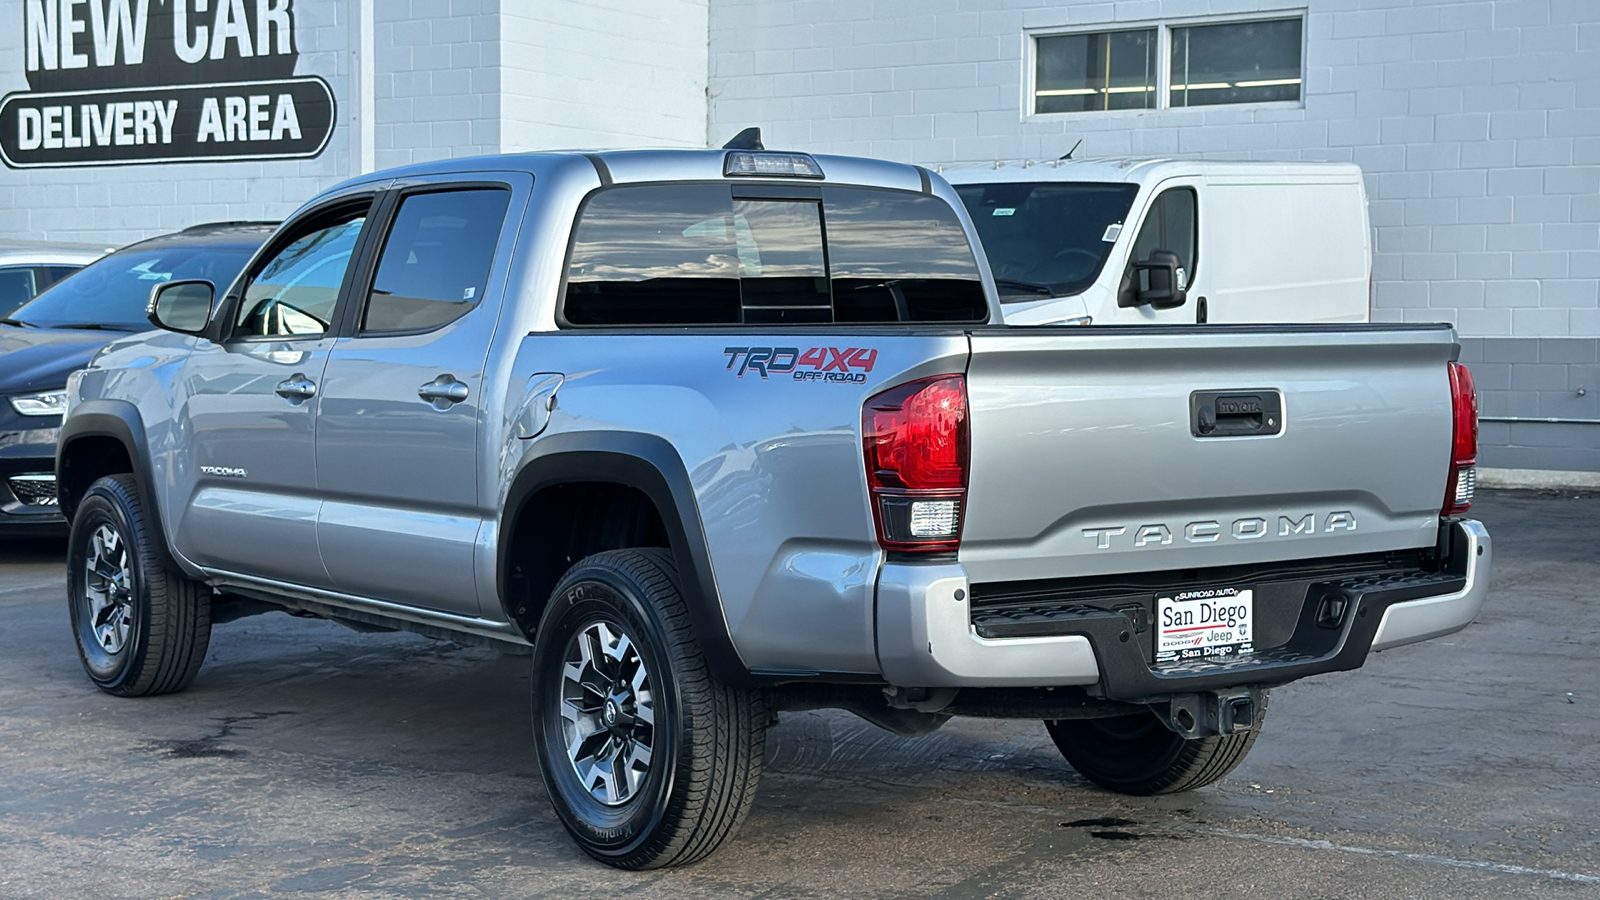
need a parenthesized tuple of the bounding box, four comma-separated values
(1192, 390, 1282, 438)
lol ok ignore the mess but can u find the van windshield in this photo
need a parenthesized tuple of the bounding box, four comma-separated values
(955, 182, 1138, 303)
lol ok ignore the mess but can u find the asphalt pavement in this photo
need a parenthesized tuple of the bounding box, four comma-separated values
(0, 488, 1595, 898)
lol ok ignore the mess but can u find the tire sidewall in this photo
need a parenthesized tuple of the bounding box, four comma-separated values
(532, 563, 682, 862)
(66, 485, 149, 690)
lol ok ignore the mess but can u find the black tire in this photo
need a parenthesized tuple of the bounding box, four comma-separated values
(1045, 696, 1267, 796)
(531, 548, 764, 869)
(66, 474, 211, 697)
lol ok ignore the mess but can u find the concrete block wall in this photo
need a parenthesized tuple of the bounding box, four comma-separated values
(373, 0, 502, 171)
(709, 0, 1600, 469)
(500, 0, 710, 151)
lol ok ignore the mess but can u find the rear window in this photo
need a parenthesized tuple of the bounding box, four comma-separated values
(562, 184, 987, 326)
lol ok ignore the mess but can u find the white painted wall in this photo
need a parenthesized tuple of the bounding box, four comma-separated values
(500, 0, 709, 151)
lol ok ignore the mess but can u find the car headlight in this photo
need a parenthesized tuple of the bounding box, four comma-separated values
(9, 389, 69, 417)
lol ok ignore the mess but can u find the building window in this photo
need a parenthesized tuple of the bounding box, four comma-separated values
(1170, 19, 1302, 107)
(1031, 15, 1303, 115)
(1034, 29, 1157, 114)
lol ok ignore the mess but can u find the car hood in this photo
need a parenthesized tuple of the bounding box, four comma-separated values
(0, 324, 132, 395)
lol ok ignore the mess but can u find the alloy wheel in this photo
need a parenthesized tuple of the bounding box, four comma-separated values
(83, 523, 134, 655)
(559, 620, 656, 806)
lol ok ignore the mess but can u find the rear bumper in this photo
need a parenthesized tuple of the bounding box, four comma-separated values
(875, 518, 1491, 697)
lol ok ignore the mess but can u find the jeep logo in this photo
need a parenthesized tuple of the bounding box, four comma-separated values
(1081, 512, 1357, 550)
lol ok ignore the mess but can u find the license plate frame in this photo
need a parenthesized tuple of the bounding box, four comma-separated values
(1155, 587, 1255, 664)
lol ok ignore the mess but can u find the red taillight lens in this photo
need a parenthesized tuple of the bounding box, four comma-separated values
(863, 375, 969, 551)
(1444, 361, 1478, 515)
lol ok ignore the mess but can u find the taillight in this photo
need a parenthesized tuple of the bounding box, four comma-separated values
(863, 375, 969, 552)
(1444, 361, 1478, 515)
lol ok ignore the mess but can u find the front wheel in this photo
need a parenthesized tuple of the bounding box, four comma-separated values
(531, 549, 765, 869)
(67, 474, 211, 696)
(1045, 696, 1267, 796)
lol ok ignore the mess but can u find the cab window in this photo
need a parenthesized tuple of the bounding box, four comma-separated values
(562, 183, 986, 326)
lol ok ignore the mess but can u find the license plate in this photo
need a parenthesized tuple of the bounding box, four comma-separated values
(1155, 587, 1254, 664)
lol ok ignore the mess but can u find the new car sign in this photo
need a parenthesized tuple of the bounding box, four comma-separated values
(2, 0, 334, 168)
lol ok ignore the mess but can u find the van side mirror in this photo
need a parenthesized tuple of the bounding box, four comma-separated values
(1120, 250, 1188, 310)
(147, 280, 216, 334)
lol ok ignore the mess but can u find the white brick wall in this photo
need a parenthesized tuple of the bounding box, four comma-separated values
(501, 0, 709, 150)
(374, 0, 502, 170)
(709, 0, 1600, 339)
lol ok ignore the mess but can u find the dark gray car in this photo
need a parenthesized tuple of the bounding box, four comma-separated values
(0, 223, 270, 533)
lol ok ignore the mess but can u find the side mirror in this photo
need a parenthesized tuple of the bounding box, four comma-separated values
(147, 280, 216, 334)
(1119, 250, 1188, 310)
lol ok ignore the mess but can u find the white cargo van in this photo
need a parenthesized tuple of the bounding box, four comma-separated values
(942, 159, 1371, 326)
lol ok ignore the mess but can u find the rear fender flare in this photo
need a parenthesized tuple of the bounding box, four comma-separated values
(499, 431, 749, 683)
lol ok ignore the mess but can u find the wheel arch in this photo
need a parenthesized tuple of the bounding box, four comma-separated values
(499, 431, 749, 684)
(56, 401, 154, 525)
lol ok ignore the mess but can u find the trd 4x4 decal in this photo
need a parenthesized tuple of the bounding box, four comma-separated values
(724, 347, 879, 383)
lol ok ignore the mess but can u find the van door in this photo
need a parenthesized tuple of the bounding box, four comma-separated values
(1117, 181, 1203, 324)
(1200, 177, 1370, 324)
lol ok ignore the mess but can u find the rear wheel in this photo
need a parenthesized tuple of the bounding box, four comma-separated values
(1045, 698, 1266, 795)
(531, 548, 764, 869)
(67, 474, 211, 696)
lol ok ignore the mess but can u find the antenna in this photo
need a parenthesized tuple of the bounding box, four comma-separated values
(722, 127, 764, 150)
(1060, 139, 1083, 161)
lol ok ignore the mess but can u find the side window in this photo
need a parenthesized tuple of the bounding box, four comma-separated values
(0, 266, 36, 315)
(362, 188, 512, 334)
(235, 210, 367, 338)
(1131, 187, 1197, 279)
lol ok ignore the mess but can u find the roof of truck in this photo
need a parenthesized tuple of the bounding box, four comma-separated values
(321, 148, 932, 199)
(937, 157, 1364, 185)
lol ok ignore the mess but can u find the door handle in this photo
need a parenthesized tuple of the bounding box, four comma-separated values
(419, 375, 470, 408)
(274, 374, 317, 401)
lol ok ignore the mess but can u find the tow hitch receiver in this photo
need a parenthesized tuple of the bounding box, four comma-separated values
(1148, 687, 1264, 739)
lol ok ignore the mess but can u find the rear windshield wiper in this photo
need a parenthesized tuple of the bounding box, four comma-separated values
(0, 316, 35, 328)
(993, 279, 1057, 298)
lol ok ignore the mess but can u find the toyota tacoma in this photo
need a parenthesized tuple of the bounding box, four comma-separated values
(56, 143, 1490, 868)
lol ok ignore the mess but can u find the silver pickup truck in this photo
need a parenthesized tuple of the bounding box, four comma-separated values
(56, 146, 1490, 869)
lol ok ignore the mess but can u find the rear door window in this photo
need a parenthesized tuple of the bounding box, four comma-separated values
(361, 188, 512, 333)
(563, 183, 986, 326)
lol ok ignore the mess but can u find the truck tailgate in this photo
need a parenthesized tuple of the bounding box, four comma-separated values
(959, 325, 1457, 585)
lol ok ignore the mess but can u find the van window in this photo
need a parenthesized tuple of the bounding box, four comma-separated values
(362, 188, 512, 334)
(1131, 187, 1197, 281)
(563, 183, 986, 326)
